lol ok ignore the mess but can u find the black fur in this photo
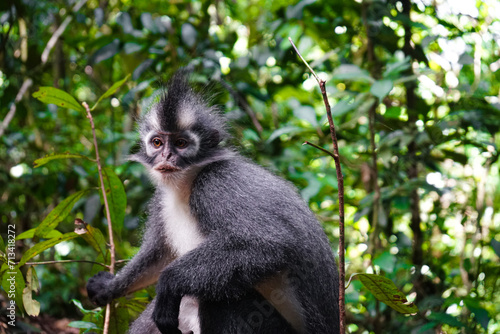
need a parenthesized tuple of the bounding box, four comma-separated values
(86, 73, 339, 334)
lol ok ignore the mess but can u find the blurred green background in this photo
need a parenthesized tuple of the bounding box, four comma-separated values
(1, 0, 499, 333)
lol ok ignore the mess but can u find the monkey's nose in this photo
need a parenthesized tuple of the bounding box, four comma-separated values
(162, 151, 173, 160)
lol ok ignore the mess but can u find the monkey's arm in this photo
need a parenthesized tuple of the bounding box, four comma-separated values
(87, 220, 173, 306)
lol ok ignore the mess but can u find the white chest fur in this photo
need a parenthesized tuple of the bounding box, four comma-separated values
(160, 185, 203, 334)
(160, 187, 205, 257)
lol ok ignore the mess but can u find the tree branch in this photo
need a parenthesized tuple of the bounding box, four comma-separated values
(41, 0, 88, 64)
(0, 78, 32, 137)
(289, 37, 346, 333)
(218, 79, 263, 134)
(0, 0, 87, 136)
(23, 259, 110, 268)
(82, 101, 115, 334)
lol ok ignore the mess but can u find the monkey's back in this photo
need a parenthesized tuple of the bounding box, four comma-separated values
(190, 155, 340, 333)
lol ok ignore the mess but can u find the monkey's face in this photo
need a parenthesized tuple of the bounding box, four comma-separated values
(140, 127, 202, 183)
(132, 103, 222, 186)
(131, 74, 228, 185)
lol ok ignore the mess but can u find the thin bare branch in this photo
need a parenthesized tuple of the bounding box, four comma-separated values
(288, 37, 320, 83)
(41, 0, 88, 64)
(0, 78, 33, 137)
(218, 79, 263, 134)
(303, 141, 337, 159)
(290, 37, 346, 333)
(24, 259, 110, 268)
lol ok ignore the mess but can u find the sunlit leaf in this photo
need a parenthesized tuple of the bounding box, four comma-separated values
(18, 233, 79, 266)
(93, 74, 131, 110)
(181, 23, 197, 48)
(22, 266, 40, 316)
(90, 39, 120, 64)
(32, 87, 84, 112)
(99, 167, 127, 235)
(373, 251, 396, 273)
(77, 222, 108, 258)
(34, 152, 93, 168)
(266, 126, 305, 143)
(332, 64, 374, 83)
(293, 106, 318, 127)
(370, 80, 393, 100)
(17, 228, 62, 240)
(35, 189, 92, 238)
(1, 264, 26, 314)
(357, 274, 419, 314)
(68, 321, 100, 329)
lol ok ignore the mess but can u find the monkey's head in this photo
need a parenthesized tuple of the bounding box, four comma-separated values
(131, 73, 229, 184)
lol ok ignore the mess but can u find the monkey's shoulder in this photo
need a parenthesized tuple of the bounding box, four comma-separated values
(193, 157, 297, 198)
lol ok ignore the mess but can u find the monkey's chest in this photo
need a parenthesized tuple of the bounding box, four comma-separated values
(161, 193, 203, 334)
(161, 193, 205, 257)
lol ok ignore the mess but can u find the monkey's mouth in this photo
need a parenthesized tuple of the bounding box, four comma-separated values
(155, 164, 180, 173)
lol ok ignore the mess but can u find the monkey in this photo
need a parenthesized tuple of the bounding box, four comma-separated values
(86, 72, 340, 334)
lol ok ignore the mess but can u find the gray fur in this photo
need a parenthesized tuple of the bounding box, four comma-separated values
(86, 73, 339, 334)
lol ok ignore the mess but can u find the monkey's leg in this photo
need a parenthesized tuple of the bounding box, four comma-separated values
(199, 290, 297, 334)
(129, 298, 162, 334)
(152, 234, 298, 333)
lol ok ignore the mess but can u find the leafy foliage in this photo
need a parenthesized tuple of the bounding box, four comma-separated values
(1, 0, 499, 333)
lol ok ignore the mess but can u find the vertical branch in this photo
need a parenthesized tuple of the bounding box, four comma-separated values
(82, 102, 115, 334)
(402, 0, 423, 268)
(368, 101, 381, 253)
(362, 0, 382, 264)
(289, 37, 346, 333)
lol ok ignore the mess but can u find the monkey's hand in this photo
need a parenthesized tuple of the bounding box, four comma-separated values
(87, 271, 115, 306)
(152, 275, 182, 334)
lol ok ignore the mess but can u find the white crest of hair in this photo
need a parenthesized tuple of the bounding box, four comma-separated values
(177, 99, 197, 129)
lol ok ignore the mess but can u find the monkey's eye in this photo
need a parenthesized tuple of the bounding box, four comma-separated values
(175, 138, 188, 148)
(151, 137, 163, 148)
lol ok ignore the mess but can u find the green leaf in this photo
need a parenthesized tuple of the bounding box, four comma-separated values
(383, 57, 411, 79)
(72, 299, 97, 315)
(35, 189, 92, 238)
(370, 80, 394, 100)
(427, 312, 465, 328)
(491, 238, 500, 258)
(357, 274, 419, 314)
(99, 168, 127, 235)
(17, 228, 62, 240)
(266, 126, 304, 143)
(373, 251, 396, 273)
(92, 74, 131, 110)
(34, 153, 92, 168)
(76, 223, 108, 258)
(32, 87, 84, 112)
(332, 64, 374, 83)
(1, 264, 26, 315)
(18, 232, 79, 266)
(68, 321, 100, 329)
(293, 106, 318, 127)
(109, 299, 131, 334)
(181, 23, 197, 48)
(22, 266, 40, 316)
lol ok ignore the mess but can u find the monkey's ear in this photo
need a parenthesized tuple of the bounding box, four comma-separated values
(207, 130, 220, 148)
